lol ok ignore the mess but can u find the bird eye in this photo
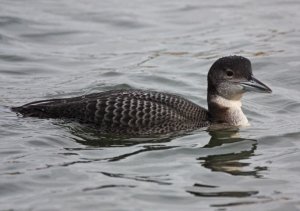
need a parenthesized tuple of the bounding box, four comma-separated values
(226, 70, 234, 77)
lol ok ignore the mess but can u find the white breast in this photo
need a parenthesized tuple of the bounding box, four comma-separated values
(211, 96, 249, 127)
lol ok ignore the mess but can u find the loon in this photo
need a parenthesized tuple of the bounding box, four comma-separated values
(12, 56, 272, 135)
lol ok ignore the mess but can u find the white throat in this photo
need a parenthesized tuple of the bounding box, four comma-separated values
(210, 95, 249, 127)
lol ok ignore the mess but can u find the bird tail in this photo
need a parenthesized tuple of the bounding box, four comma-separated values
(11, 105, 47, 117)
(11, 98, 61, 117)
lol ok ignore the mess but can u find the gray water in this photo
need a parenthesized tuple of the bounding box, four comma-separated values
(1, 0, 300, 210)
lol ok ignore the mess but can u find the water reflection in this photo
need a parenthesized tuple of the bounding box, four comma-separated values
(198, 130, 264, 177)
(61, 123, 269, 202)
(65, 122, 177, 147)
(67, 123, 266, 181)
(187, 189, 259, 198)
(67, 123, 265, 177)
(187, 130, 264, 199)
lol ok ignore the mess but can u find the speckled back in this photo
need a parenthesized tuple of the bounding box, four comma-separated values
(13, 89, 209, 135)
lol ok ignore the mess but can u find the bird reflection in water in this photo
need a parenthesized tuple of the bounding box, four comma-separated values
(198, 129, 267, 177)
(66, 123, 265, 177)
(66, 123, 267, 178)
(65, 122, 177, 148)
(187, 129, 268, 201)
(66, 123, 268, 202)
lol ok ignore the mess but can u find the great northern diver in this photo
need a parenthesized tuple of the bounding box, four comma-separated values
(12, 56, 272, 135)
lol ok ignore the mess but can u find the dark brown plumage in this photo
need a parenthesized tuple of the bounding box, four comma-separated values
(12, 89, 209, 135)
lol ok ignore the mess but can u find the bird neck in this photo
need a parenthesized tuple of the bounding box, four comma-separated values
(207, 94, 249, 126)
